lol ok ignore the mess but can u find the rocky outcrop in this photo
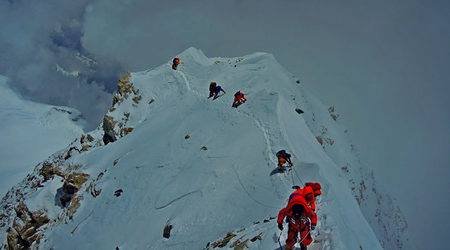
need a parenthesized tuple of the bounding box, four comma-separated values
(206, 217, 273, 249)
(120, 127, 134, 137)
(59, 173, 89, 209)
(112, 73, 139, 106)
(79, 134, 94, 152)
(1, 71, 141, 248)
(102, 73, 142, 145)
(102, 115, 117, 145)
(6, 202, 50, 250)
(39, 162, 64, 181)
(328, 106, 339, 121)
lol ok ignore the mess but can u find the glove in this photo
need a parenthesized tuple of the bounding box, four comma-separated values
(311, 224, 316, 230)
(278, 223, 283, 231)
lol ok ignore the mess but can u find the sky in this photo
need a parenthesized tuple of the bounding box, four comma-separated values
(1, 0, 449, 249)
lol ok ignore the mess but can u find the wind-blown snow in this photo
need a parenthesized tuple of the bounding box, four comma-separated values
(0, 75, 84, 198)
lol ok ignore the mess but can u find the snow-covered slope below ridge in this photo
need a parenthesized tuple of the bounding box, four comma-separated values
(0, 75, 84, 198)
(0, 48, 391, 249)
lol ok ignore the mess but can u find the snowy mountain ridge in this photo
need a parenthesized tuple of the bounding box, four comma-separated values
(0, 48, 407, 249)
(0, 76, 84, 199)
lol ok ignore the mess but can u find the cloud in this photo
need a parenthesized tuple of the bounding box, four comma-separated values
(0, 0, 124, 128)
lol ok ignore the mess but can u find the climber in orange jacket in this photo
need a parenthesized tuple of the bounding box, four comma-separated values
(278, 193, 316, 250)
(232, 91, 247, 108)
(289, 186, 318, 225)
(172, 57, 180, 70)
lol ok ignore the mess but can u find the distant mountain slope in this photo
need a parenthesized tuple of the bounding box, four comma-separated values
(1, 48, 403, 249)
(0, 75, 84, 198)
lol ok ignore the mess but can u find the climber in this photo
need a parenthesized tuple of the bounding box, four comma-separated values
(276, 150, 293, 169)
(172, 57, 180, 70)
(232, 91, 247, 108)
(208, 82, 226, 99)
(277, 194, 316, 250)
(289, 185, 317, 223)
(290, 183, 321, 214)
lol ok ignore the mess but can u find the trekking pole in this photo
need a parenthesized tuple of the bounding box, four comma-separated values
(277, 230, 283, 250)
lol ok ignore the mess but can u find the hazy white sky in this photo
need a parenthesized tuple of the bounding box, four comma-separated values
(1, 0, 449, 248)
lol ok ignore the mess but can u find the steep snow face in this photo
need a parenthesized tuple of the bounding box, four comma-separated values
(0, 49, 382, 249)
(0, 76, 84, 198)
(297, 91, 411, 249)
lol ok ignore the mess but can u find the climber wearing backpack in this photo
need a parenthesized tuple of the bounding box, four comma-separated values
(277, 193, 316, 250)
(172, 57, 180, 70)
(276, 150, 293, 169)
(232, 91, 247, 108)
(289, 185, 319, 226)
(208, 82, 226, 99)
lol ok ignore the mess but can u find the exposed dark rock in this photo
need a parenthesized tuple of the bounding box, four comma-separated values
(163, 224, 173, 239)
(7, 203, 50, 250)
(89, 183, 101, 198)
(39, 163, 64, 181)
(114, 189, 123, 197)
(64, 147, 80, 160)
(102, 115, 117, 145)
(66, 195, 81, 219)
(58, 173, 89, 208)
(103, 133, 116, 145)
(120, 127, 134, 137)
(210, 232, 236, 248)
(250, 233, 263, 242)
(316, 136, 324, 145)
(117, 73, 134, 96)
(328, 105, 340, 121)
(81, 144, 91, 152)
(295, 108, 304, 114)
(132, 95, 142, 104)
(80, 134, 95, 144)
(65, 173, 89, 190)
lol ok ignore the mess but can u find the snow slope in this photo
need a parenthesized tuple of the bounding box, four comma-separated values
(297, 89, 411, 249)
(0, 48, 384, 249)
(0, 75, 84, 198)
